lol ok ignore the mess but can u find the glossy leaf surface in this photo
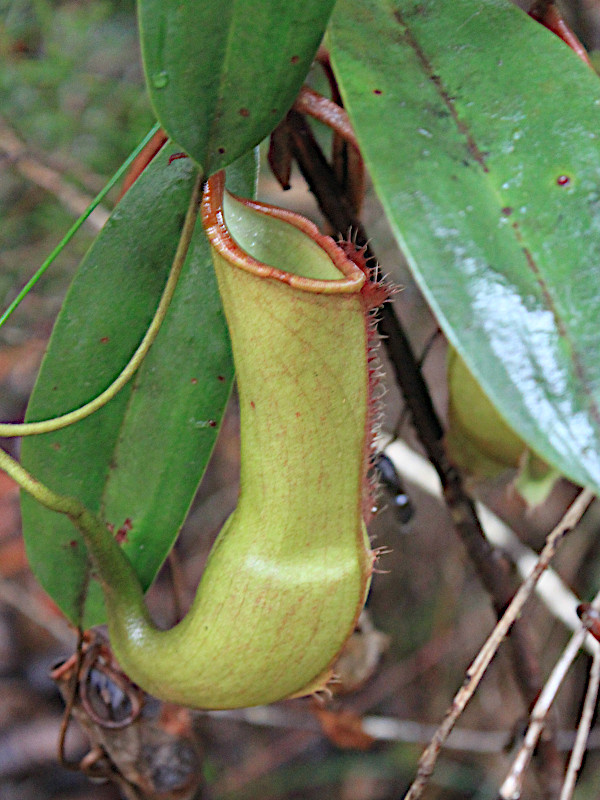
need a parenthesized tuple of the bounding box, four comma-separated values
(21, 146, 257, 626)
(138, 0, 335, 174)
(330, 0, 600, 492)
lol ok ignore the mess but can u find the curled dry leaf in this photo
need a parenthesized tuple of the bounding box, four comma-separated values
(51, 631, 204, 800)
(312, 705, 375, 751)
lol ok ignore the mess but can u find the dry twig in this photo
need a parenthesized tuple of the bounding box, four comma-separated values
(383, 437, 597, 651)
(560, 643, 600, 800)
(0, 575, 74, 646)
(207, 705, 600, 755)
(0, 119, 109, 232)
(498, 595, 599, 800)
(403, 487, 595, 800)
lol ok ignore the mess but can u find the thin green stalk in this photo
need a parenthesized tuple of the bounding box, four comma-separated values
(0, 445, 147, 617)
(0, 122, 162, 330)
(0, 170, 203, 437)
(0, 444, 87, 517)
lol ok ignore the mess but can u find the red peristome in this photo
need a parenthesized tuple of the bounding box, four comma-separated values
(336, 239, 369, 270)
(337, 238, 391, 524)
(337, 240, 391, 310)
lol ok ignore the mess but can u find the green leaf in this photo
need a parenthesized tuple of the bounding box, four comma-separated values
(329, 0, 600, 493)
(21, 145, 257, 626)
(137, 0, 335, 173)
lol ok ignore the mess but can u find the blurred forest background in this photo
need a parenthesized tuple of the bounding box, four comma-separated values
(4, 1, 600, 799)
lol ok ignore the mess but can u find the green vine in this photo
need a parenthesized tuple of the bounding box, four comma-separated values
(0, 123, 162, 330)
(0, 170, 203, 437)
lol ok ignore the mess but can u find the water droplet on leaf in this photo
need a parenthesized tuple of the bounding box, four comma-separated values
(152, 71, 169, 89)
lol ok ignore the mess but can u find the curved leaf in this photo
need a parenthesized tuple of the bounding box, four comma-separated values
(21, 146, 257, 626)
(137, 0, 335, 174)
(329, 0, 600, 492)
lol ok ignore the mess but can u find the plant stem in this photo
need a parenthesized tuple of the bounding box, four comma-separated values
(0, 444, 148, 622)
(0, 170, 203, 437)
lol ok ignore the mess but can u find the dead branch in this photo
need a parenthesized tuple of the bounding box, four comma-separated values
(0, 119, 109, 232)
(403, 488, 594, 800)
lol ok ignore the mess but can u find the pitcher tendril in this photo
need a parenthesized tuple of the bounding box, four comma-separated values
(0, 171, 203, 438)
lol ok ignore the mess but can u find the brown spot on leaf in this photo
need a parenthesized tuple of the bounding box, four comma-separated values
(115, 518, 133, 545)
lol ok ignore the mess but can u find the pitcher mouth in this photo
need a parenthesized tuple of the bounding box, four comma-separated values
(201, 171, 366, 294)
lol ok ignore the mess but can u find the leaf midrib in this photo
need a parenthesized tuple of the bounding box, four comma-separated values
(385, 0, 600, 432)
